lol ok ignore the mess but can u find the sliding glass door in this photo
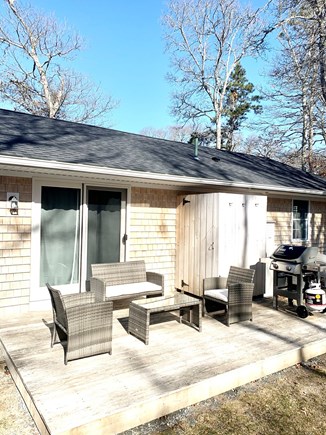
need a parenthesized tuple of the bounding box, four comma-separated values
(32, 182, 127, 303)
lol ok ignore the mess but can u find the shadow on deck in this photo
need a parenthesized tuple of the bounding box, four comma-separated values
(1, 297, 326, 434)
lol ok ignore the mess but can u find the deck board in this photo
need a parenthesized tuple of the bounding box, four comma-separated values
(1, 298, 326, 434)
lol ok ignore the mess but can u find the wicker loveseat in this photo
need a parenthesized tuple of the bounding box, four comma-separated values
(90, 260, 164, 303)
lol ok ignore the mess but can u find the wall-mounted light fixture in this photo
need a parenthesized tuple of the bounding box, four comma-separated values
(7, 192, 19, 215)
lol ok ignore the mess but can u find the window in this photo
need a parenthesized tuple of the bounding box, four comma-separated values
(292, 200, 309, 241)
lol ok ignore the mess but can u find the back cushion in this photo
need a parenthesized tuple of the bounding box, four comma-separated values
(91, 261, 146, 285)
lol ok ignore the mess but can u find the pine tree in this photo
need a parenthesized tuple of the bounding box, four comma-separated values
(221, 63, 262, 150)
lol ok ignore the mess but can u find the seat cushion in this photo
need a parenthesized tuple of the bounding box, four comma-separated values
(106, 281, 162, 299)
(204, 288, 228, 303)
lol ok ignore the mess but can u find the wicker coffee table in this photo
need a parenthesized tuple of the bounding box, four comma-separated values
(128, 293, 202, 344)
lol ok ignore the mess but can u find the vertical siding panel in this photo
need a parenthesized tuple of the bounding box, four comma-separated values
(193, 195, 203, 297)
(175, 195, 183, 290)
(212, 193, 220, 276)
(207, 193, 217, 279)
(183, 195, 190, 291)
(187, 195, 195, 293)
(198, 194, 208, 296)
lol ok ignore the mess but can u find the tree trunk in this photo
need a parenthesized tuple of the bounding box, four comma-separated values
(301, 91, 308, 171)
(317, 15, 326, 104)
(216, 116, 222, 149)
(307, 101, 314, 172)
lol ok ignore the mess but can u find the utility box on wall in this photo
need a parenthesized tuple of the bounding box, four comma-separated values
(250, 258, 274, 297)
(175, 192, 268, 297)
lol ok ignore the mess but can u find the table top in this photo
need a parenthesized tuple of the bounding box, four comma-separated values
(130, 293, 201, 311)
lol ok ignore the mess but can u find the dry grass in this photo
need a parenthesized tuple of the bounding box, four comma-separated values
(125, 354, 326, 435)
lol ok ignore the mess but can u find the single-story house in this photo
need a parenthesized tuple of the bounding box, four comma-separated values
(1, 108, 326, 314)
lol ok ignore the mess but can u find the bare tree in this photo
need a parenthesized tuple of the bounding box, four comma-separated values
(238, 129, 291, 158)
(273, 25, 319, 170)
(139, 125, 193, 142)
(162, 0, 272, 149)
(254, 0, 326, 172)
(277, 0, 326, 105)
(0, 0, 117, 125)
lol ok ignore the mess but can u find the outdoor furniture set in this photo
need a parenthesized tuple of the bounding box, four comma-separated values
(47, 262, 255, 364)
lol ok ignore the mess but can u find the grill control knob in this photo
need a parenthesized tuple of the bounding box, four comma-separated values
(286, 265, 292, 271)
(272, 262, 278, 269)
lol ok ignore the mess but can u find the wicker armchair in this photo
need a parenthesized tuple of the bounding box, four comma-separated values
(203, 266, 255, 326)
(46, 284, 113, 364)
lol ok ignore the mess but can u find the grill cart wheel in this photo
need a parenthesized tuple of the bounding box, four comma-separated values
(296, 305, 308, 318)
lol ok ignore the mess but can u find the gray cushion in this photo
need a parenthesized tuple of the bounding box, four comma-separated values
(204, 288, 228, 303)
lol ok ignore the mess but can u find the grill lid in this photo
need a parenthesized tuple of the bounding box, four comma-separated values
(271, 245, 318, 263)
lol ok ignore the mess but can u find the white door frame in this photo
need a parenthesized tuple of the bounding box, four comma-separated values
(31, 178, 130, 308)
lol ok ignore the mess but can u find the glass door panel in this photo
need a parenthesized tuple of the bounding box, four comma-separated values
(40, 186, 81, 287)
(86, 189, 123, 280)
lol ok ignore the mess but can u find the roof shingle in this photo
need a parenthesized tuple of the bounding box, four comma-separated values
(1, 108, 326, 193)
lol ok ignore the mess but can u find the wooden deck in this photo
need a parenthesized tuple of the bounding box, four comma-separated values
(1, 298, 326, 435)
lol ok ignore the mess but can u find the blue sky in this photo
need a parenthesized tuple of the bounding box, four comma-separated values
(1, 0, 270, 134)
(16, 0, 172, 133)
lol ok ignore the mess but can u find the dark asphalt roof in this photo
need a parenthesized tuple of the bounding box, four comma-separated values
(1, 108, 326, 192)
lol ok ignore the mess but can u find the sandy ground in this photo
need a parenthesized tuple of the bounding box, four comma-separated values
(0, 349, 39, 435)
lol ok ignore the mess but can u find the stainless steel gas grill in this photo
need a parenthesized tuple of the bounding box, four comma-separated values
(270, 244, 326, 317)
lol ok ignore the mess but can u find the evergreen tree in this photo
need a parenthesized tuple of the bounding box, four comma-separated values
(221, 63, 262, 150)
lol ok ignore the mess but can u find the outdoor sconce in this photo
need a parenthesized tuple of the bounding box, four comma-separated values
(7, 192, 19, 215)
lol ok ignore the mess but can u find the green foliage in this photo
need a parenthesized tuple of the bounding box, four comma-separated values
(221, 63, 262, 150)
